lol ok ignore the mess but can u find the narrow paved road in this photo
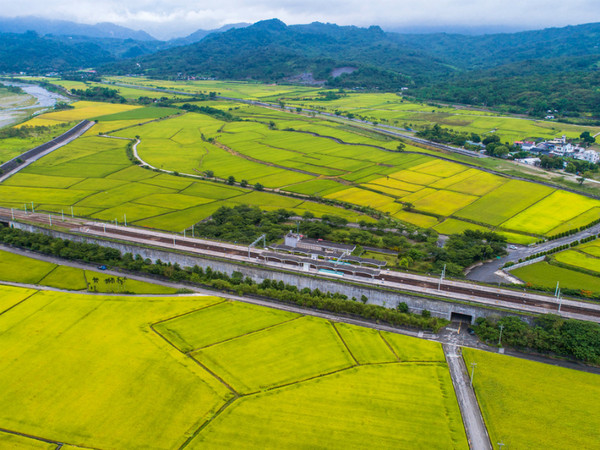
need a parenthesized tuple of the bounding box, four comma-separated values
(467, 222, 600, 284)
(444, 344, 492, 450)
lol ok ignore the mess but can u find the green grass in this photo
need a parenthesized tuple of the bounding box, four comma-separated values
(511, 261, 600, 292)
(155, 301, 298, 352)
(83, 271, 178, 294)
(192, 316, 355, 394)
(554, 250, 600, 274)
(463, 348, 600, 449)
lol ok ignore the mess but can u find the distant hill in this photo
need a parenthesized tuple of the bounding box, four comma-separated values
(0, 31, 113, 73)
(167, 23, 250, 47)
(103, 19, 600, 87)
(389, 22, 600, 70)
(104, 19, 452, 87)
(0, 16, 155, 41)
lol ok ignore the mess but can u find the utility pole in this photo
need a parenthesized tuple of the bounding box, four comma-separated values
(71, 206, 74, 218)
(555, 281, 560, 297)
(124, 214, 127, 227)
(48, 214, 52, 226)
(558, 290, 563, 313)
(498, 441, 505, 450)
(191, 224, 194, 237)
(61, 210, 64, 221)
(11, 208, 14, 220)
(470, 362, 477, 387)
(438, 264, 446, 290)
(31, 201, 34, 213)
(498, 324, 504, 347)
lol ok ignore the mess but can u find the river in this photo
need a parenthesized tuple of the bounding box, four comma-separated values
(0, 81, 69, 129)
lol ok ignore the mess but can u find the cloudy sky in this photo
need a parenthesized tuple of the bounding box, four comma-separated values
(3, 0, 599, 39)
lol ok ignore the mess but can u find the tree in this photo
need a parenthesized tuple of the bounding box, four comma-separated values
(577, 176, 586, 185)
(404, 202, 414, 211)
(227, 175, 236, 185)
(580, 131, 596, 145)
(254, 182, 264, 191)
(205, 169, 214, 178)
(240, 179, 248, 187)
(397, 302, 409, 313)
(482, 135, 501, 146)
(396, 142, 406, 151)
(360, 294, 368, 304)
(488, 144, 509, 158)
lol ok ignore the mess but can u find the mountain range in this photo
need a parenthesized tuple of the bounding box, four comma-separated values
(1, 17, 599, 115)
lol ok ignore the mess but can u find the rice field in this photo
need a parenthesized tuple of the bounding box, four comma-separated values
(0, 249, 177, 293)
(0, 287, 230, 449)
(463, 348, 600, 449)
(4, 94, 600, 241)
(158, 300, 468, 448)
(0, 109, 368, 230)
(0, 285, 468, 449)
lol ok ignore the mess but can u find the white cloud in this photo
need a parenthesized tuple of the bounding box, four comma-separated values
(3, 0, 600, 39)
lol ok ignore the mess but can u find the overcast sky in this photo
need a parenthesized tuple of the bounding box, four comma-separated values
(3, 0, 599, 39)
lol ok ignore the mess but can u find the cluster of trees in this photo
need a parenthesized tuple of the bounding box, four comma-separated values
(433, 230, 507, 276)
(192, 205, 410, 249)
(193, 205, 295, 244)
(565, 158, 598, 174)
(474, 315, 600, 365)
(0, 224, 446, 331)
(415, 124, 472, 146)
(481, 134, 511, 158)
(179, 103, 236, 121)
(70, 86, 125, 103)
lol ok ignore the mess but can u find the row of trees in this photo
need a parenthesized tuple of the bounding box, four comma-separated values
(0, 224, 446, 331)
(474, 315, 600, 365)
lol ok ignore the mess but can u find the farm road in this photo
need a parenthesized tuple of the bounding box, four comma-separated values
(444, 344, 492, 450)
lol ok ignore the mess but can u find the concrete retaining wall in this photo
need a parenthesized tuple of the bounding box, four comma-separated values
(9, 221, 529, 324)
(504, 256, 545, 271)
(0, 120, 92, 173)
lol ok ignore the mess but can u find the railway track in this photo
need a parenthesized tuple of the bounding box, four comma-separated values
(2, 211, 599, 320)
